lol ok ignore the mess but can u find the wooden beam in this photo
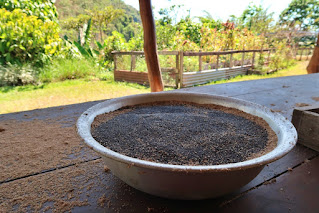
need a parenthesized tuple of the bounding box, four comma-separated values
(111, 51, 179, 55)
(139, 0, 163, 92)
(182, 49, 273, 56)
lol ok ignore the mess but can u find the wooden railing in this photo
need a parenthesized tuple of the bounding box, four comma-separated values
(112, 47, 313, 88)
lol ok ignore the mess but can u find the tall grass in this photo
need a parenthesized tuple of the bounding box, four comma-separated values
(39, 58, 108, 82)
(0, 58, 112, 86)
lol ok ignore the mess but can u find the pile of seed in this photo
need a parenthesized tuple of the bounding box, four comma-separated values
(92, 102, 276, 165)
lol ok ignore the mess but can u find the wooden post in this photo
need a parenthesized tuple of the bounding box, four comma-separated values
(199, 50, 202, 71)
(179, 51, 184, 88)
(113, 53, 117, 72)
(259, 47, 264, 66)
(130, 54, 136, 71)
(267, 50, 271, 64)
(224, 55, 227, 68)
(139, 0, 163, 92)
(252, 51, 255, 69)
(241, 52, 245, 67)
(229, 53, 233, 69)
(306, 33, 319, 74)
(216, 55, 219, 70)
(175, 53, 180, 89)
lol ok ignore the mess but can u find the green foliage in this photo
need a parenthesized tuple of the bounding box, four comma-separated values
(62, 18, 100, 60)
(0, 63, 39, 86)
(295, 35, 317, 47)
(86, 6, 124, 42)
(198, 11, 223, 30)
(0, 0, 58, 22)
(127, 29, 144, 51)
(62, 14, 91, 31)
(158, 5, 184, 25)
(176, 17, 202, 45)
(56, 0, 140, 41)
(103, 31, 128, 59)
(108, 14, 141, 41)
(39, 58, 104, 82)
(269, 40, 295, 70)
(0, 9, 61, 65)
(279, 0, 319, 30)
(55, 0, 140, 22)
(156, 21, 176, 50)
(235, 3, 274, 34)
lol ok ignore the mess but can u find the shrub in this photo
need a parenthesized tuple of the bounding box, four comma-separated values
(269, 40, 295, 71)
(0, 8, 62, 65)
(0, 63, 39, 86)
(0, 0, 58, 22)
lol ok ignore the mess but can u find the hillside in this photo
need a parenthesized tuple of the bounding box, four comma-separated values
(55, 0, 141, 41)
(55, 0, 140, 22)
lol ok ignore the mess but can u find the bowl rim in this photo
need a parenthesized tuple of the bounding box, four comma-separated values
(77, 92, 297, 172)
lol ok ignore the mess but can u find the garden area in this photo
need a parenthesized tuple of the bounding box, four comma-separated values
(0, 60, 309, 114)
(0, 0, 318, 114)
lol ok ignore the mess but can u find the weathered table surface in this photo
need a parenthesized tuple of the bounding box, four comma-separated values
(0, 74, 319, 212)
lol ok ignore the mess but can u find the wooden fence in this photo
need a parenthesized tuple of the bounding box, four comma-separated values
(112, 48, 312, 88)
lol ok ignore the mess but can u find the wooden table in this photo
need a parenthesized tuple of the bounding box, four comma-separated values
(1, 74, 319, 212)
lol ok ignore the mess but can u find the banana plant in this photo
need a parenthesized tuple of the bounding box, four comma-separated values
(63, 18, 99, 58)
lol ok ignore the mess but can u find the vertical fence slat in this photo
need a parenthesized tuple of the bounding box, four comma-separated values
(224, 56, 227, 68)
(175, 53, 180, 89)
(267, 50, 271, 64)
(199, 50, 202, 71)
(130, 54, 136, 71)
(229, 53, 233, 69)
(241, 52, 245, 67)
(252, 52, 255, 68)
(179, 51, 184, 88)
(216, 55, 219, 70)
(114, 54, 117, 71)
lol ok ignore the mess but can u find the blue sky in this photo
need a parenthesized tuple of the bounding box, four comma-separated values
(123, 0, 292, 22)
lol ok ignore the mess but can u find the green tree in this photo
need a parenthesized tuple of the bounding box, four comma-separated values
(158, 4, 184, 25)
(197, 11, 223, 30)
(86, 6, 124, 42)
(62, 14, 91, 43)
(279, 0, 319, 30)
(176, 16, 202, 45)
(236, 4, 274, 34)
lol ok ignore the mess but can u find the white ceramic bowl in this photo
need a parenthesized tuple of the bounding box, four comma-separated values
(77, 92, 297, 200)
